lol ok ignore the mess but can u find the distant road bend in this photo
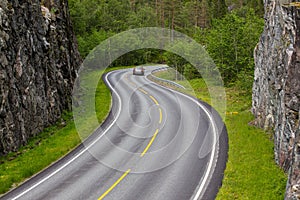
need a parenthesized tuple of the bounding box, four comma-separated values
(1, 66, 228, 200)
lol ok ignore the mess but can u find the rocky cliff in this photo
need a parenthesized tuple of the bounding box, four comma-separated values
(252, 0, 300, 198)
(0, 0, 81, 155)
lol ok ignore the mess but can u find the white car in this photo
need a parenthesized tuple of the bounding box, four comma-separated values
(133, 67, 145, 76)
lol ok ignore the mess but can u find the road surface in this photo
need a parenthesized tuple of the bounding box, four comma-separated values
(1, 66, 228, 200)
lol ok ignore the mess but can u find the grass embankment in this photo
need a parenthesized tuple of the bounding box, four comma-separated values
(0, 66, 131, 194)
(153, 70, 287, 200)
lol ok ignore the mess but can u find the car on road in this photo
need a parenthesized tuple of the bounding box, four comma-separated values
(133, 66, 145, 76)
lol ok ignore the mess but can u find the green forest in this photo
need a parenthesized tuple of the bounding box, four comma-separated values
(69, 0, 264, 89)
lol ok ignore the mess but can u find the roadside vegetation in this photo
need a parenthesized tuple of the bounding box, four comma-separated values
(152, 70, 287, 199)
(0, 66, 130, 194)
(69, 0, 264, 92)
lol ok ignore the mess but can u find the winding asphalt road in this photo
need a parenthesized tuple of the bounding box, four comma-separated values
(1, 66, 228, 200)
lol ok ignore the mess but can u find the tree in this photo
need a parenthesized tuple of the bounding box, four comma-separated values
(68, 0, 264, 87)
(183, 63, 202, 80)
(69, 0, 88, 35)
(206, 8, 263, 84)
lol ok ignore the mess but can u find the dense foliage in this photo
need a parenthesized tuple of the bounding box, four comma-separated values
(68, 0, 264, 87)
(207, 8, 264, 84)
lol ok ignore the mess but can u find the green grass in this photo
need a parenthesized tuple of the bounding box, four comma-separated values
(153, 71, 287, 199)
(0, 114, 80, 193)
(214, 86, 287, 199)
(153, 69, 177, 80)
(216, 112, 287, 199)
(0, 66, 132, 195)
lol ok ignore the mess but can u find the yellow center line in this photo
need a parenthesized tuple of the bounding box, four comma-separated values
(159, 108, 162, 124)
(97, 88, 161, 196)
(98, 169, 131, 200)
(123, 74, 136, 87)
(129, 82, 137, 87)
(141, 129, 159, 157)
(149, 95, 159, 105)
(138, 88, 148, 95)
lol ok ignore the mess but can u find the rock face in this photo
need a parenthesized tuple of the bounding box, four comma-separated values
(252, 0, 300, 198)
(0, 0, 81, 155)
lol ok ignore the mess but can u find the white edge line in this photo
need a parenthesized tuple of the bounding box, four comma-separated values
(145, 70, 217, 200)
(11, 70, 123, 200)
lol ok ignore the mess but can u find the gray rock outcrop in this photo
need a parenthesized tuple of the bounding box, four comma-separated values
(0, 0, 81, 155)
(252, 0, 300, 198)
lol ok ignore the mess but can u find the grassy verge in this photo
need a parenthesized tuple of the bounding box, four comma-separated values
(0, 66, 132, 195)
(153, 70, 287, 199)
